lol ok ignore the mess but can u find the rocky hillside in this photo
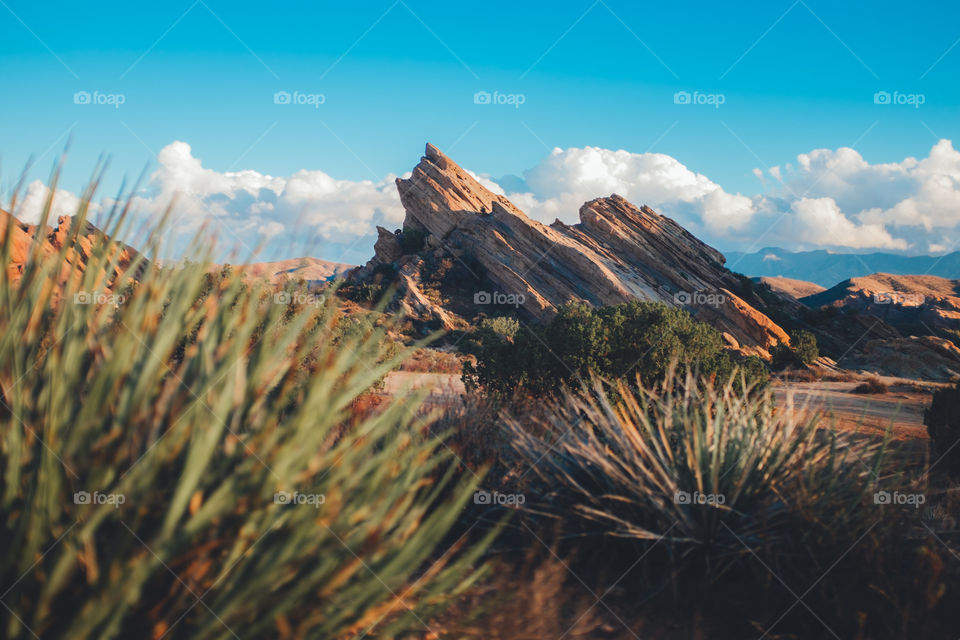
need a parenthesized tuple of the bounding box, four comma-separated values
(1, 208, 140, 291)
(793, 273, 960, 380)
(803, 273, 960, 334)
(353, 144, 791, 358)
(755, 276, 825, 301)
(229, 257, 354, 284)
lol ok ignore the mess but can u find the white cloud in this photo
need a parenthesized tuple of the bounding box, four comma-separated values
(14, 138, 960, 261)
(17, 180, 101, 225)
(119, 142, 404, 260)
(789, 197, 907, 250)
(756, 139, 960, 251)
(501, 146, 756, 234)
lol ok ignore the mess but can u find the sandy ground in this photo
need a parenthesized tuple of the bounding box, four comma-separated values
(382, 371, 465, 405)
(383, 372, 936, 442)
(771, 380, 932, 441)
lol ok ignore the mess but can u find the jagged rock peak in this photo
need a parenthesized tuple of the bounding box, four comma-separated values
(395, 143, 528, 238)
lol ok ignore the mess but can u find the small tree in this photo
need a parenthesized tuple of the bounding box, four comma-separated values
(791, 330, 819, 365)
(772, 330, 819, 370)
(400, 227, 427, 254)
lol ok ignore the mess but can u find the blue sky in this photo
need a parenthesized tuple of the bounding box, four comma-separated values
(2, 0, 960, 263)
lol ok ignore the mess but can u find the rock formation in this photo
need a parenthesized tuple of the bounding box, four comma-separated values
(755, 276, 826, 301)
(803, 273, 960, 335)
(355, 143, 791, 358)
(228, 257, 354, 284)
(1, 209, 140, 291)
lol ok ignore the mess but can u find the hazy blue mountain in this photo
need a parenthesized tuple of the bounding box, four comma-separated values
(724, 248, 960, 288)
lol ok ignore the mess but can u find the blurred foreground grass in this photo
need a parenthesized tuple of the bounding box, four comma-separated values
(0, 173, 489, 639)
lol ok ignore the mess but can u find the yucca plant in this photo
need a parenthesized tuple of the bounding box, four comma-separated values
(507, 368, 890, 566)
(0, 169, 490, 639)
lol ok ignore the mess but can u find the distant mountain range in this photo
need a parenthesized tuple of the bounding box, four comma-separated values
(725, 248, 960, 288)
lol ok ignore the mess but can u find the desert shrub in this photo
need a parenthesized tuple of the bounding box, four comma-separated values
(400, 227, 427, 254)
(0, 193, 488, 638)
(790, 328, 820, 363)
(784, 367, 821, 382)
(400, 348, 463, 374)
(854, 376, 889, 394)
(353, 281, 387, 303)
(822, 369, 858, 382)
(501, 371, 960, 638)
(925, 382, 960, 477)
(771, 328, 819, 369)
(462, 301, 767, 395)
(478, 316, 519, 340)
(508, 369, 884, 552)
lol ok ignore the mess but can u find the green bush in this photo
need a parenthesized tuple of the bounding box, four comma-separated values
(0, 192, 488, 638)
(790, 329, 819, 364)
(772, 329, 819, 369)
(924, 382, 960, 477)
(462, 301, 767, 395)
(400, 227, 427, 254)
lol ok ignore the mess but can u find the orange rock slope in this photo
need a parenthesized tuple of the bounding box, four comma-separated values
(358, 144, 791, 358)
(1, 208, 140, 292)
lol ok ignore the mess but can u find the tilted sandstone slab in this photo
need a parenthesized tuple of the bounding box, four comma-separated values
(370, 144, 790, 356)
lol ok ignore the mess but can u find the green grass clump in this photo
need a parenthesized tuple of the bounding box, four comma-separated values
(0, 175, 488, 639)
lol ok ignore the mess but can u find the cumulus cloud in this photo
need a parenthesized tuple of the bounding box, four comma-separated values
(759, 139, 960, 251)
(498, 146, 756, 234)
(486, 143, 957, 252)
(789, 197, 907, 250)
(17, 181, 102, 225)
(144, 142, 405, 257)
(12, 138, 960, 262)
(76, 141, 406, 262)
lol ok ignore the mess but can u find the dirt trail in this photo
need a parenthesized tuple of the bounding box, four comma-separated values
(382, 371, 464, 406)
(772, 380, 931, 440)
(382, 372, 936, 442)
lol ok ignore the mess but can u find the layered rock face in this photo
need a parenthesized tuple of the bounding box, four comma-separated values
(1, 209, 140, 291)
(845, 336, 960, 381)
(359, 144, 790, 357)
(803, 273, 960, 334)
